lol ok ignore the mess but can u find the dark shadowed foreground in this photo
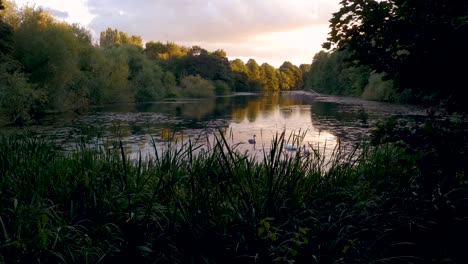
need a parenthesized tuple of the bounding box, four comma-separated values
(0, 123, 467, 263)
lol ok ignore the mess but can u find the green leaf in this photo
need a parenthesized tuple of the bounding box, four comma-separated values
(342, 245, 350, 254)
(269, 233, 277, 241)
(258, 226, 265, 236)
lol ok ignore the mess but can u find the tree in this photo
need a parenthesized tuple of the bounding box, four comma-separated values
(246, 59, 261, 81)
(182, 50, 233, 85)
(260, 63, 279, 91)
(212, 49, 227, 58)
(12, 7, 90, 111)
(304, 50, 371, 96)
(100, 28, 143, 48)
(0, 0, 19, 28)
(299, 64, 311, 75)
(230, 59, 248, 73)
(189, 45, 208, 56)
(0, 6, 14, 59)
(145, 41, 167, 60)
(279, 61, 303, 90)
(324, 0, 468, 109)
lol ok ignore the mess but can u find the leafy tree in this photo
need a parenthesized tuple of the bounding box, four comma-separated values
(299, 64, 311, 75)
(1, 4, 46, 125)
(126, 45, 170, 102)
(260, 63, 279, 91)
(212, 49, 227, 58)
(278, 61, 303, 90)
(144, 41, 191, 78)
(245, 59, 263, 90)
(0, 6, 13, 59)
(146, 41, 187, 60)
(100, 28, 143, 48)
(181, 49, 233, 85)
(101, 46, 131, 103)
(299, 64, 311, 91)
(12, 6, 92, 111)
(189, 45, 208, 56)
(98, 44, 172, 103)
(230, 59, 248, 73)
(324, 0, 468, 109)
(246, 59, 261, 81)
(305, 50, 371, 96)
(0, 0, 19, 28)
(230, 59, 253, 92)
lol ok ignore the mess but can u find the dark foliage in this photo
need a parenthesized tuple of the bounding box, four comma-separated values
(325, 0, 468, 111)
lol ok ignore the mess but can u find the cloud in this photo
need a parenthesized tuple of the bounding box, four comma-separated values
(84, 0, 340, 65)
(86, 0, 338, 41)
(39, 6, 69, 19)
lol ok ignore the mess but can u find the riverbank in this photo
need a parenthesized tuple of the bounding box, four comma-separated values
(290, 89, 427, 115)
(0, 129, 466, 263)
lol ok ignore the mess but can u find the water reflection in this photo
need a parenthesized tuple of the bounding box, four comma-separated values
(6, 92, 426, 159)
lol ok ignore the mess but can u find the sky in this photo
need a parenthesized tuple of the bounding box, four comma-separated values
(12, 0, 340, 67)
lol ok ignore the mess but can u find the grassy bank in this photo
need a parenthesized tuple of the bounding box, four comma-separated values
(0, 128, 467, 263)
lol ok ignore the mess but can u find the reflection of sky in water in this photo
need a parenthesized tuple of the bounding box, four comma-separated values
(5, 92, 426, 161)
(224, 105, 337, 159)
(122, 105, 338, 160)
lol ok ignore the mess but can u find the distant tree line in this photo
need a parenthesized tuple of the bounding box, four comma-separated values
(144, 41, 304, 92)
(302, 49, 399, 102)
(0, 1, 304, 126)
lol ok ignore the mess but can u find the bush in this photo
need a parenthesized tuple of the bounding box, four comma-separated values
(0, 67, 47, 126)
(362, 73, 396, 101)
(180, 75, 216, 98)
(212, 80, 231, 95)
(179, 75, 215, 98)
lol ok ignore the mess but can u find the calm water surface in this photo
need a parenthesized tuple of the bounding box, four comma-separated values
(14, 92, 427, 158)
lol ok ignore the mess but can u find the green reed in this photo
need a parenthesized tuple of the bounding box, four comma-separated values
(0, 131, 466, 263)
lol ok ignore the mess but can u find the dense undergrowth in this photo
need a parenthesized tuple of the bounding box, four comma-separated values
(0, 123, 467, 263)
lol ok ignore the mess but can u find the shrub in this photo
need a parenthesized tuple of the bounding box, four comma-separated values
(179, 75, 215, 98)
(362, 73, 396, 101)
(0, 67, 47, 126)
(212, 80, 231, 95)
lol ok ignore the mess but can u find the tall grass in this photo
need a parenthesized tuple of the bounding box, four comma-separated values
(0, 131, 466, 263)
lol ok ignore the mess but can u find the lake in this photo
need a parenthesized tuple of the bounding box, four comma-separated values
(7, 91, 427, 159)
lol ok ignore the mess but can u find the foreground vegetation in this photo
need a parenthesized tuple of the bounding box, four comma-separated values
(0, 120, 467, 263)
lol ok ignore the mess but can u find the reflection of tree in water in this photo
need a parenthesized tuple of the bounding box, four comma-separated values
(180, 100, 216, 120)
(232, 108, 247, 123)
(230, 92, 307, 122)
(246, 101, 261, 122)
(280, 108, 293, 119)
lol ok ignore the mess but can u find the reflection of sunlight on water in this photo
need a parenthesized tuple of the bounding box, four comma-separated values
(226, 105, 338, 158)
(129, 104, 339, 162)
(14, 92, 426, 163)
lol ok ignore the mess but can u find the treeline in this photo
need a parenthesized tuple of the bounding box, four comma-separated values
(143, 41, 304, 93)
(303, 49, 400, 102)
(307, 0, 468, 111)
(0, 1, 304, 126)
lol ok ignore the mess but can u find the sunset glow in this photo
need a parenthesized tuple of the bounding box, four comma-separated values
(12, 0, 339, 66)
